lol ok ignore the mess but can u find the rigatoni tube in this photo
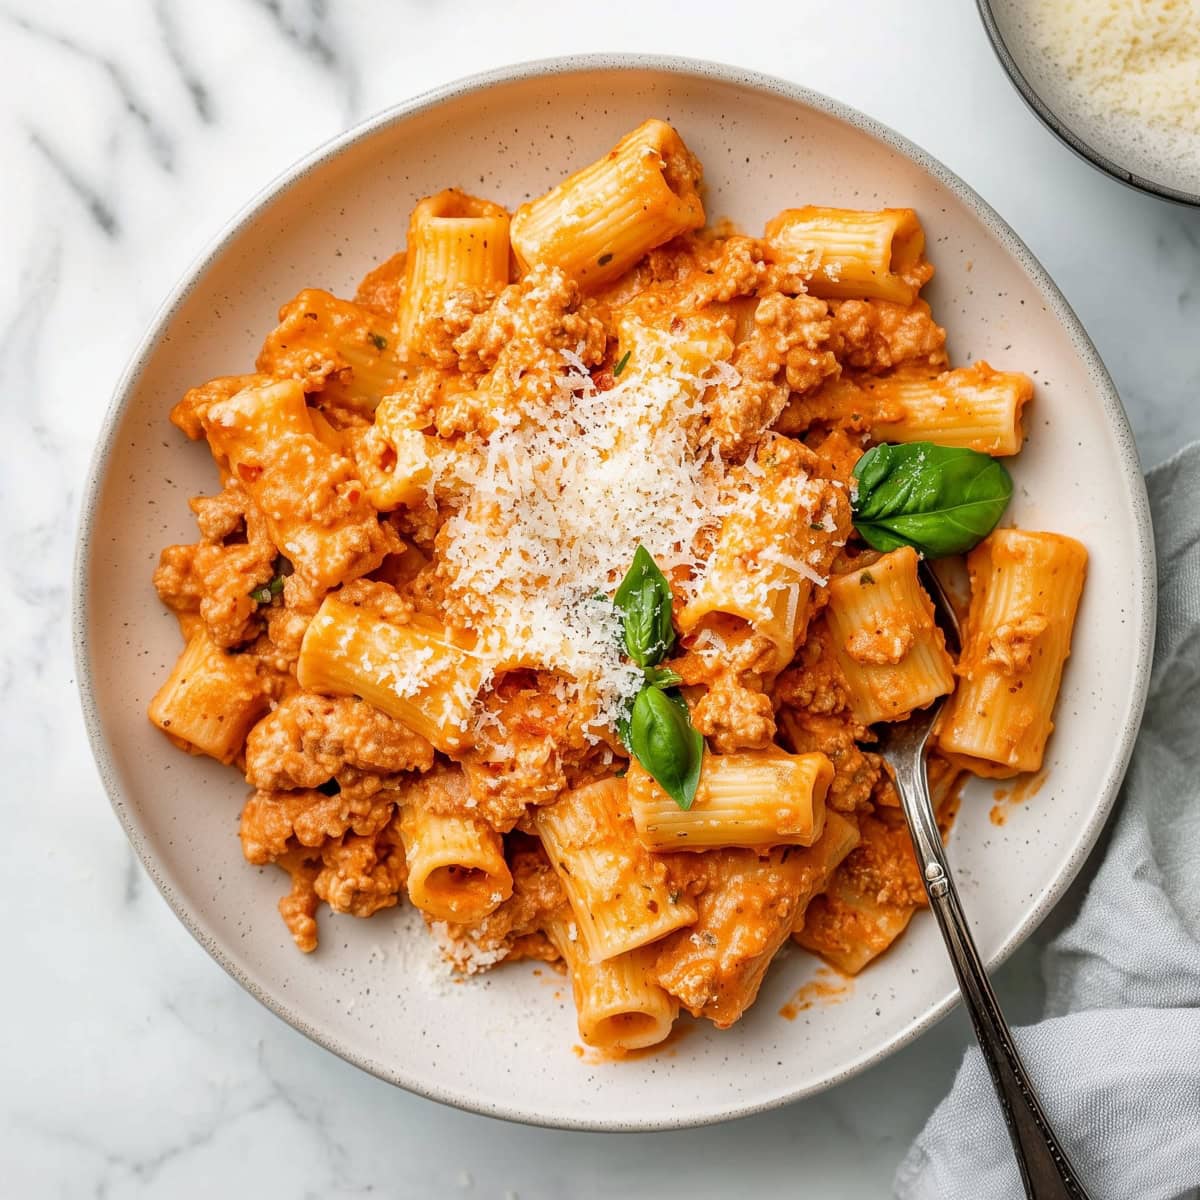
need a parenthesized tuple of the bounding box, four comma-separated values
(296, 596, 489, 753)
(352, 424, 442, 512)
(202, 379, 394, 590)
(148, 629, 272, 763)
(867, 363, 1033, 456)
(510, 119, 705, 291)
(824, 547, 956, 725)
(397, 189, 510, 352)
(534, 778, 697, 963)
(545, 918, 678, 1052)
(764, 206, 931, 305)
(789, 810, 862, 933)
(938, 529, 1087, 777)
(398, 780, 511, 924)
(256, 288, 405, 415)
(653, 845, 817, 1028)
(627, 748, 832, 851)
(679, 434, 843, 672)
(615, 311, 734, 404)
(793, 809, 926, 974)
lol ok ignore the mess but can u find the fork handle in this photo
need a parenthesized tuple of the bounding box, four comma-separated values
(894, 754, 1092, 1200)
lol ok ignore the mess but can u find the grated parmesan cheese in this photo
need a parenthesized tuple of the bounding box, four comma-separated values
(1023, 0, 1200, 188)
(434, 332, 732, 736)
(783, 581, 800, 642)
(429, 919, 511, 975)
(689, 625, 731, 670)
(385, 907, 458, 995)
(760, 546, 828, 588)
(367, 645, 435, 699)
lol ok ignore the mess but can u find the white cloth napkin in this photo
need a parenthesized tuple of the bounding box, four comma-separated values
(894, 443, 1200, 1200)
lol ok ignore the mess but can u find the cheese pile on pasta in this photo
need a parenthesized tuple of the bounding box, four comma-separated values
(148, 119, 1085, 1055)
(431, 330, 729, 737)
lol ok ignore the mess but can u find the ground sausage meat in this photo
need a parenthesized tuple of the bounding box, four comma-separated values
(243, 693, 434, 796)
(827, 298, 947, 373)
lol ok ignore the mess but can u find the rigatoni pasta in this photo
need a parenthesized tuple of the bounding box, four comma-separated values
(352, 421, 444, 512)
(148, 628, 273, 763)
(397, 189, 511, 352)
(792, 821, 923, 974)
(201, 379, 395, 590)
(615, 310, 735, 405)
(866, 363, 1033, 456)
(147, 117, 1085, 1053)
(678, 434, 846, 671)
(824, 547, 957, 724)
(938, 530, 1088, 776)
(795, 762, 963, 972)
(653, 845, 829, 1028)
(296, 596, 489, 754)
(627, 748, 832, 851)
(764, 206, 931, 305)
(546, 917, 679, 1053)
(510, 119, 705, 290)
(257, 288, 405, 415)
(790, 810, 862, 932)
(535, 779, 697, 963)
(398, 769, 512, 923)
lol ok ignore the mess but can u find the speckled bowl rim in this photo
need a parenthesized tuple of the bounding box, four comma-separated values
(73, 53, 1156, 1132)
(975, 0, 1200, 208)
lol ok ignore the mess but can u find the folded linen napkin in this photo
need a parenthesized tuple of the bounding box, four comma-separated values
(895, 442, 1200, 1200)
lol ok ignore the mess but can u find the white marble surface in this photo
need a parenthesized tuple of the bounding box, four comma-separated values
(3, 1, 1197, 1196)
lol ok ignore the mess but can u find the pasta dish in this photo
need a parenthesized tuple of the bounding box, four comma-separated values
(148, 120, 1087, 1054)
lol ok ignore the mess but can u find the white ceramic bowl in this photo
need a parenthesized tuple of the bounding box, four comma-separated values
(75, 55, 1155, 1130)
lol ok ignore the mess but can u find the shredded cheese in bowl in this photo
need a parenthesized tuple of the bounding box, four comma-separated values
(997, 0, 1200, 195)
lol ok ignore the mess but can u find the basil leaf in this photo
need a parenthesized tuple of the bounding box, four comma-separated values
(644, 665, 683, 688)
(629, 685, 704, 810)
(617, 670, 684, 746)
(615, 695, 633, 750)
(851, 442, 1013, 558)
(613, 545, 676, 668)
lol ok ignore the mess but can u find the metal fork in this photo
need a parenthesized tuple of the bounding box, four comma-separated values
(874, 561, 1092, 1200)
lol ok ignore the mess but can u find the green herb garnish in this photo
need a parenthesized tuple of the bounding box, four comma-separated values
(368, 332, 388, 351)
(249, 575, 285, 605)
(851, 442, 1012, 558)
(613, 350, 631, 378)
(643, 665, 683, 689)
(629, 685, 703, 811)
(610, 547, 704, 809)
(249, 556, 293, 605)
(613, 545, 675, 668)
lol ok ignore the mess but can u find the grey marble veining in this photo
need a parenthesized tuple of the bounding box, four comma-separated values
(2, 0, 1195, 1196)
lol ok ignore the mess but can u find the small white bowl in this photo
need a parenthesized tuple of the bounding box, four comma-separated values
(978, 0, 1200, 206)
(74, 55, 1155, 1130)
